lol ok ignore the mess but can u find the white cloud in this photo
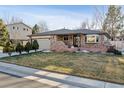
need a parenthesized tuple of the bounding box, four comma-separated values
(0, 6, 93, 30)
(17, 11, 92, 30)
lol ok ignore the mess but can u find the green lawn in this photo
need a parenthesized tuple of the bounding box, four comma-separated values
(0, 52, 124, 84)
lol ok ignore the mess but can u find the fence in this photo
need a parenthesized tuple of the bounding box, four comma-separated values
(109, 41, 124, 50)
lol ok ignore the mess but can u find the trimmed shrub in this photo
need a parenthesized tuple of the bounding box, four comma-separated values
(16, 43, 23, 54)
(25, 41, 32, 53)
(3, 41, 14, 56)
(32, 40, 39, 52)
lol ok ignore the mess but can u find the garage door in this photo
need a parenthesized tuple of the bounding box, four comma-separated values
(37, 39, 50, 50)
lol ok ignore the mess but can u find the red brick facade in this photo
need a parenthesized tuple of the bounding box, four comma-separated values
(50, 34, 108, 52)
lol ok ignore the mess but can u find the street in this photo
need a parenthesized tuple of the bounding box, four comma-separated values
(0, 72, 54, 88)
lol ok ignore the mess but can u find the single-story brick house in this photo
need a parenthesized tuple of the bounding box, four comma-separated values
(28, 28, 111, 52)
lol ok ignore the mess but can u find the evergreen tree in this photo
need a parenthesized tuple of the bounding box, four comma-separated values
(25, 41, 32, 53)
(32, 40, 39, 52)
(0, 19, 9, 46)
(32, 24, 39, 34)
(103, 5, 124, 40)
(16, 42, 23, 54)
(3, 41, 14, 56)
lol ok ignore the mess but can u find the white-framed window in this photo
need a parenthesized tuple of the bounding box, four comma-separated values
(13, 26, 15, 30)
(86, 34, 99, 43)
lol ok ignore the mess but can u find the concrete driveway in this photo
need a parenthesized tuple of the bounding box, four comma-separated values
(0, 72, 54, 88)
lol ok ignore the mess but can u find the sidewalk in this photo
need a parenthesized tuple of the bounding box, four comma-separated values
(0, 62, 123, 88)
(0, 49, 43, 58)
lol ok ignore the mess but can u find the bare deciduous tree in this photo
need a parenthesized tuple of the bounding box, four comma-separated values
(38, 21, 48, 32)
(3, 13, 23, 24)
(93, 6, 106, 31)
(81, 18, 97, 30)
(10, 16, 23, 24)
(81, 6, 106, 31)
(81, 21, 87, 29)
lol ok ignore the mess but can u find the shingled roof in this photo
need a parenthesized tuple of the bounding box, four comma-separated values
(29, 28, 111, 38)
(6, 22, 32, 30)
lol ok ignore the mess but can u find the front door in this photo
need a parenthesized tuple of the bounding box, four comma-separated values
(73, 34, 81, 47)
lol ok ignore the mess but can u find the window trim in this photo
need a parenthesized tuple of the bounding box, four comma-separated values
(86, 34, 99, 43)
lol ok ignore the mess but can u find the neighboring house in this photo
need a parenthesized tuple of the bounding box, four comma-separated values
(6, 22, 32, 45)
(28, 28, 111, 52)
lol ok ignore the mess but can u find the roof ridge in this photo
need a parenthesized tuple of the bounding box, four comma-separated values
(6, 22, 32, 29)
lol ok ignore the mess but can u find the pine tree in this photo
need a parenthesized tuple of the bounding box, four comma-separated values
(103, 5, 124, 40)
(32, 40, 39, 52)
(3, 41, 14, 56)
(16, 42, 23, 54)
(32, 24, 39, 34)
(25, 41, 32, 53)
(0, 19, 9, 46)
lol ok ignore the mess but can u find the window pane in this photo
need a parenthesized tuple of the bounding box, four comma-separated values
(87, 35, 96, 43)
(64, 35, 68, 40)
(13, 26, 15, 29)
(96, 36, 99, 42)
(86, 35, 99, 43)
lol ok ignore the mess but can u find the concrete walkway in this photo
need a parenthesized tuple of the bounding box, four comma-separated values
(0, 62, 123, 88)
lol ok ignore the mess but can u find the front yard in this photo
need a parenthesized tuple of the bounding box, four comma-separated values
(0, 52, 124, 84)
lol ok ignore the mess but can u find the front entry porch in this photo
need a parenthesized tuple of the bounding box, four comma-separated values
(56, 34, 83, 48)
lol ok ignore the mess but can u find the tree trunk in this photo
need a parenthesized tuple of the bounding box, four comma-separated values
(19, 51, 22, 55)
(8, 52, 11, 56)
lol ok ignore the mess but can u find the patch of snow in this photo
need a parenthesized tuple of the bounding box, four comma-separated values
(119, 49, 124, 55)
(70, 46, 74, 48)
(122, 52, 124, 55)
(42, 49, 52, 53)
(75, 50, 90, 53)
(81, 50, 90, 53)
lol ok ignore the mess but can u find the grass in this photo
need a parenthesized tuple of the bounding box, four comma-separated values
(0, 52, 124, 84)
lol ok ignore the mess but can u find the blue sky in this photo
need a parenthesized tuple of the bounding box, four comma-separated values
(0, 5, 123, 30)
